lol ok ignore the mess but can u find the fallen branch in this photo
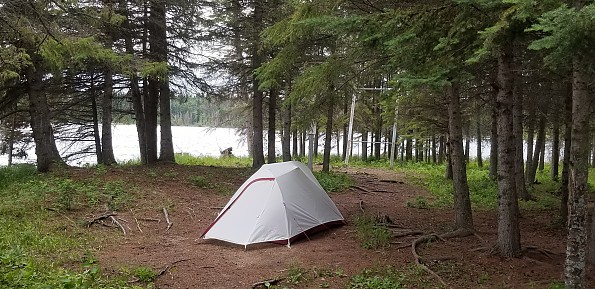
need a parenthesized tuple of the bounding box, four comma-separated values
(134, 217, 143, 233)
(163, 208, 173, 231)
(372, 189, 393, 193)
(359, 200, 365, 213)
(85, 212, 117, 227)
(350, 185, 371, 193)
(252, 277, 284, 289)
(157, 259, 190, 277)
(110, 216, 126, 235)
(139, 218, 160, 222)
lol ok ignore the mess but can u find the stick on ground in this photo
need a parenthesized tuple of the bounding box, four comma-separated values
(252, 277, 284, 289)
(85, 211, 117, 227)
(110, 216, 126, 235)
(163, 208, 173, 231)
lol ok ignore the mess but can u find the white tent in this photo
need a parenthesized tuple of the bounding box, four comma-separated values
(201, 161, 344, 247)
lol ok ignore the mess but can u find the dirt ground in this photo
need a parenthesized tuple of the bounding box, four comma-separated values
(66, 163, 594, 289)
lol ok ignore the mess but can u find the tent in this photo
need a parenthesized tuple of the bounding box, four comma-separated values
(201, 161, 344, 247)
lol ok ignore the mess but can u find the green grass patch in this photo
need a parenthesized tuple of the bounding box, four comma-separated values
(0, 165, 141, 289)
(313, 171, 353, 192)
(187, 175, 212, 188)
(354, 215, 392, 249)
(175, 153, 251, 167)
(349, 266, 405, 289)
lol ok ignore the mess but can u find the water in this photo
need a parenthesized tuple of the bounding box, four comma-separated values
(0, 124, 553, 166)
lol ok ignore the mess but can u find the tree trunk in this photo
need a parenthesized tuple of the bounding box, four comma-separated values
(322, 93, 335, 173)
(539, 136, 546, 171)
(447, 83, 474, 232)
(432, 135, 437, 163)
(513, 81, 529, 200)
(561, 83, 572, 223)
(250, 0, 265, 168)
(495, 41, 521, 258)
(342, 98, 348, 161)
(90, 76, 103, 164)
(476, 108, 483, 168)
(300, 129, 306, 158)
(314, 124, 319, 157)
(525, 108, 535, 181)
(489, 98, 499, 180)
(588, 210, 595, 265)
(25, 58, 62, 172)
(281, 103, 291, 162)
(464, 125, 470, 163)
(292, 128, 298, 157)
(445, 136, 453, 180)
(362, 130, 368, 161)
(438, 135, 445, 164)
(159, 76, 175, 162)
(564, 60, 592, 289)
(406, 135, 413, 161)
(551, 100, 561, 181)
(527, 117, 545, 185)
(101, 67, 117, 165)
(267, 89, 277, 163)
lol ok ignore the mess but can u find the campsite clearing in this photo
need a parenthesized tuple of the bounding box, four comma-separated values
(58, 163, 592, 288)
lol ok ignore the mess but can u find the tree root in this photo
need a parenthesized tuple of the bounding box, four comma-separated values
(411, 234, 449, 288)
(163, 208, 173, 231)
(350, 185, 371, 193)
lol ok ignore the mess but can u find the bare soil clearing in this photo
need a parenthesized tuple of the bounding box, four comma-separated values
(63, 164, 593, 288)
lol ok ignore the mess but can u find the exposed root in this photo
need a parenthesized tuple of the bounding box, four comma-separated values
(252, 277, 284, 289)
(523, 246, 558, 259)
(379, 179, 404, 184)
(391, 230, 424, 238)
(411, 234, 449, 288)
(350, 185, 371, 193)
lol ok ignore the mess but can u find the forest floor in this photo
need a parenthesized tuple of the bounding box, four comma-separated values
(62, 163, 594, 289)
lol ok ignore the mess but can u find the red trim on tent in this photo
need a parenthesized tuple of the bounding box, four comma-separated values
(200, 177, 275, 237)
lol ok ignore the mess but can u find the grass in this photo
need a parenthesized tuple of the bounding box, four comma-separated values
(313, 171, 353, 192)
(175, 153, 251, 167)
(0, 164, 142, 289)
(354, 215, 392, 249)
(348, 266, 405, 289)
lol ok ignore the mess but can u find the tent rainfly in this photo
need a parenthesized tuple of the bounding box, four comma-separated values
(201, 161, 344, 248)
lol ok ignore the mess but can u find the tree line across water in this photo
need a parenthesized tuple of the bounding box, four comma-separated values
(1, 0, 595, 287)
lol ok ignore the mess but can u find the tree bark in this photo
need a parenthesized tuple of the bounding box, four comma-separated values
(445, 136, 453, 180)
(250, 0, 265, 168)
(476, 107, 483, 168)
(267, 89, 277, 163)
(527, 117, 545, 185)
(432, 136, 437, 164)
(438, 135, 445, 164)
(551, 99, 561, 181)
(564, 60, 592, 289)
(447, 83, 474, 232)
(159, 76, 175, 162)
(322, 93, 335, 173)
(90, 76, 103, 164)
(489, 97, 499, 180)
(362, 130, 368, 161)
(495, 41, 521, 258)
(513, 80, 529, 200)
(464, 125, 470, 163)
(342, 98, 348, 161)
(561, 83, 572, 223)
(292, 128, 298, 157)
(281, 103, 291, 162)
(405, 135, 413, 161)
(314, 124, 319, 157)
(101, 67, 117, 165)
(525, 106, 535, 182)
(539, 135, 546, 171)
(25, 57, 63, 172)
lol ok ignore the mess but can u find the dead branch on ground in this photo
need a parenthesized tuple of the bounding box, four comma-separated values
(110, 216, 126, 235)
(134, 217, 143, 233)
(252, 277, 284, 289)
(380, 179, 404, 184)
(359, 200, 365, 213)
(85, 211, 117, 227)
(139, 218, 160, 222)
(163, 208, 173, 231)
(157, 259, 190, 277)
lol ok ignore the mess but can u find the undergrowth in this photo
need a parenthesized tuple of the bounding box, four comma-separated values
(0, 165, 142, 289)
(354, 215, 392, 249)
(313, 171, 353, 192)
(175, 153, 251, 167)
